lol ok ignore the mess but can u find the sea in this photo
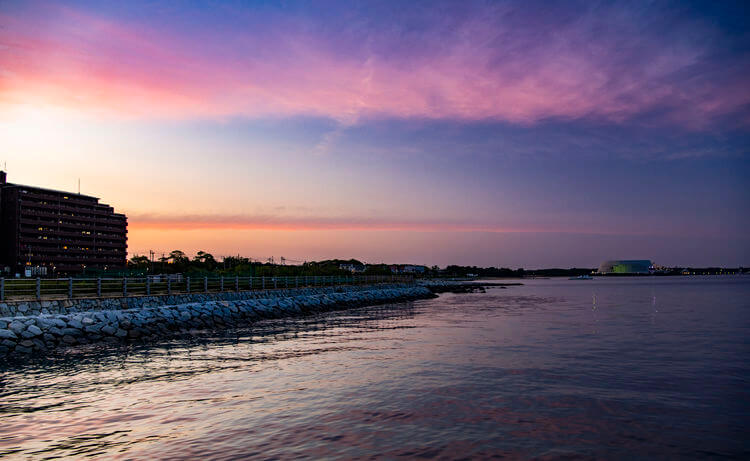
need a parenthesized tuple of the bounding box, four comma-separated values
(1, 276, 748, 459)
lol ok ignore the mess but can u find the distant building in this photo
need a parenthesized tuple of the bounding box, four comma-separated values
(339, 263, 366, 273)
(0, 171, 127, 276)
(390, 264, 427, 274)
(598, 260, 652, 274)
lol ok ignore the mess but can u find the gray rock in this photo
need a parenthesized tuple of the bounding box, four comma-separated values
(61, 328, 82, 337)
(14, 345, 32, 354)
(49, 318, 67, 328)
(9, 321, 25, 334)
(0, 283, 427, 356)
(86, 322, 104, 332)
(19, 339, 34, 348)
(0, 329, 17, 339)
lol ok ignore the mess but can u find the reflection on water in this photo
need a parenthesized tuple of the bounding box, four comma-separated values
(1, 277, 748, 459)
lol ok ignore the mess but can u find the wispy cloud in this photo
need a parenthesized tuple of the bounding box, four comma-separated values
(126, 212, 675, 236)
(1, 1, 748, 128)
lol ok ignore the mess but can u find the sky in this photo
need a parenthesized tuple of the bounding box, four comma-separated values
(1, 0, 748, 268)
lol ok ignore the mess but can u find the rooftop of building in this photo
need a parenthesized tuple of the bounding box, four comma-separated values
(0, 171, 101, 201)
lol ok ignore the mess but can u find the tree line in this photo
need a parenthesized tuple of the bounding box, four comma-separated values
(126, 252, 394, 277)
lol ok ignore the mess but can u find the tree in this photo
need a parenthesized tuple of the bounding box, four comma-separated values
(163, 250, 190, 272)
(129, 255, 150, 268)
(193, 251, 217, 270)
(169, 250, 188, 262)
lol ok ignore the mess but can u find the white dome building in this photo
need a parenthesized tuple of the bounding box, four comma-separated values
(598, 260, 652, 274)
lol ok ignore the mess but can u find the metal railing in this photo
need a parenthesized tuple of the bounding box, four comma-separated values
(0, 274, 414, 301)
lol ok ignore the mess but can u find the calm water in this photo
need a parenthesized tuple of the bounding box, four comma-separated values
(1, 277, 748, 460)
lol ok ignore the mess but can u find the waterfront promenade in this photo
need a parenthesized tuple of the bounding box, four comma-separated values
(0, 274, 411, 303)
(0, 278, 443, 358)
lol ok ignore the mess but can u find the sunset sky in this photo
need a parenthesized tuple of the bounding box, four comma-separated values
(1, 0, 748, 268)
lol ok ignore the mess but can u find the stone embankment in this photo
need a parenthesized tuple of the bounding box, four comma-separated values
(0, 284, 434, 358)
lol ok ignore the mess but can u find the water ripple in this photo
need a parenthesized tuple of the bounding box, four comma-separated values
(1, 278, 748, 459)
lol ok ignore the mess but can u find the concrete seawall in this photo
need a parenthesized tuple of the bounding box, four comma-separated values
(0, 284, 435, 358)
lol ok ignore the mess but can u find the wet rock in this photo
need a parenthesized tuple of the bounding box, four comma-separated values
(61, 328, 82, 337)
(0, 284, 432, 357)
(9, 321, 25, 334)
(84, 324, 103, 334)
(62, 335, 77, 344)
(0, 329, 17, 340)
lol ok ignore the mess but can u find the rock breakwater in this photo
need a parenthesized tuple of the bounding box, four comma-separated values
(0, 284, 433, 358)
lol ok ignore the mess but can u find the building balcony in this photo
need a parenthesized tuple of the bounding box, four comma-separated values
(20, 189, 99, 206)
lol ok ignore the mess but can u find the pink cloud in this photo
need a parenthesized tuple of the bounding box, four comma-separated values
(126, 212, 667, 237)
(0, 4, 747, 127)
